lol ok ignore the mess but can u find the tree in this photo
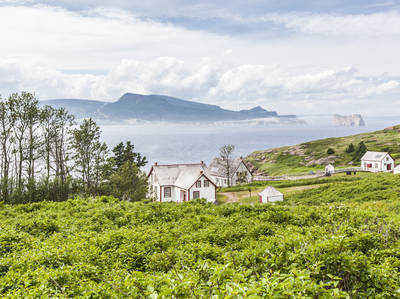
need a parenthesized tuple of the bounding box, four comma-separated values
(9, 92, 39, 194)
(327, 148, 335, 155)
(71, 118, 108, 194)
(345, 143, 355, 153)
(218, 144, 235, 187)
(353, 141, 367, 162)
(0, 97, 15, 201)
(109, 161, 148, 201)
(111, 141, 147, 170)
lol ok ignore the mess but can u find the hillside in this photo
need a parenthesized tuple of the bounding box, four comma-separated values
(246, 124, 400, 175)
(1, 173, 400, 297)
(42, 93, 295, 122)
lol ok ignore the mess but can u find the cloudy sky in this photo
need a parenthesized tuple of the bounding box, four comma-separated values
(0, 0, 399, 115)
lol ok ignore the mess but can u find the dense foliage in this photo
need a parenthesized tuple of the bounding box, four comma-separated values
(1, 174, 400, 297)
(0, 92, 147, 204)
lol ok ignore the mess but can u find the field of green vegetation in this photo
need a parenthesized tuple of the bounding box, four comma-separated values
(1, 173, 400, 297)
(246, 125, 400, 175)
(217, 173, 370, 204)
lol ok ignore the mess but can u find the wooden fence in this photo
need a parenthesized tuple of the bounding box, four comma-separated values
(253, 167, 366, 182)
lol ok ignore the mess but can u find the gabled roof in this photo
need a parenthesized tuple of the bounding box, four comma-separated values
(361, 151, 390, 162)
(148, 163, 214, 189)
(259, 186, 283, 197)
(208, 157, 253, 177)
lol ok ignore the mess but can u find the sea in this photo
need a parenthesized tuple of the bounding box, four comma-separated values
(100, 115, 400, 172)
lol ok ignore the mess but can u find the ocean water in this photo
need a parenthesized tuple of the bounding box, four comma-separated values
(100, 116, 399, 171)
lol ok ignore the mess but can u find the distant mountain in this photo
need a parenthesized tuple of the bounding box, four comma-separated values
(41, 93, 295, 122)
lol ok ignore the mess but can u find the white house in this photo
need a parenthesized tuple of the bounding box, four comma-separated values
(147, 162, 216, 203)
(258, 187, 284, 203)
(361, 151, 394, 173)
(325, 164, 335, 175)
(208, 157, 254, 187)
(394, 165, 400, 174)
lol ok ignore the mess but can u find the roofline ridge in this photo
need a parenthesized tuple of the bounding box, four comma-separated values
(154, 163, 204, 167)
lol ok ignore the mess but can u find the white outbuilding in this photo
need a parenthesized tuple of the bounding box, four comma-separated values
(361, 151, 394, 173)
(258, 187, 283, 203)
(394, 165, 400, 174)
(325, 164, 335, 175)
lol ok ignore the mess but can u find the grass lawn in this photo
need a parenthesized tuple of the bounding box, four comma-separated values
(218, 172, 374, 204)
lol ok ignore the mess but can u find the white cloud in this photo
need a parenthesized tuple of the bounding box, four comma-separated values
(1, 58, 400, 115)
(0, 5, 400, 115)
(260, 11, 400, 37)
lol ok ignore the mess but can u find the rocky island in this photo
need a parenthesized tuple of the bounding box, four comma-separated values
(333, 114, 365, 127)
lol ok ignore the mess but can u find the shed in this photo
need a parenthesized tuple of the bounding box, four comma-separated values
(394, 165, 400, 174)
(258, 187, 283, 203)
(325, 164, 335, 175)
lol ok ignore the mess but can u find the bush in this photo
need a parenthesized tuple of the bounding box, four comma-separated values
(0, 179, 399, 297)
(346, 143, 355, 153)
(327, 148, 335, 155)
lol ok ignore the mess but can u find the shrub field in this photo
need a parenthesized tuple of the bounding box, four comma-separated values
(1, 174, 400, 297)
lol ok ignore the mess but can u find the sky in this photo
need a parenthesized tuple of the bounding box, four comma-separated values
(0, 0, 399, 115)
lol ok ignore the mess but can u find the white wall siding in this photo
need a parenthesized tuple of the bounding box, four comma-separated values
(189, 175, 216, 203)
(361, 154, 394, 173)
(232, 162, 252, 185)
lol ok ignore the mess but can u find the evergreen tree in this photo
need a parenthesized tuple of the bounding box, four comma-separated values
(353, 141, 367, 162)
(111, 141, 147, 170)
(110, 161, 148, 201)
(346, 143, 355, 153)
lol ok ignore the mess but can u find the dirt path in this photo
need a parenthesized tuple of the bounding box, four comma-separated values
(284, 184, 323, 193)
(219, 192, 240, 203)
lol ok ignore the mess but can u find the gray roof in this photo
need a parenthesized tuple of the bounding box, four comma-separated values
(151, 163, 212, 189)
(208, 157, 245, 177)
(259, 186, 283, 197)
(361, 151, 389, 162)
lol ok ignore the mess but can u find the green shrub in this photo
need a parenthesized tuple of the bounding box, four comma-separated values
(0, 181, 399, 297)
(327, 148, 335, 155)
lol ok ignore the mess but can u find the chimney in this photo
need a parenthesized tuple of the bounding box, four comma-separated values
(155, 162, 158, 166)
(240, 156, 243, 160)
(201, 160, 204, 164)
(200, 170, 203, 174)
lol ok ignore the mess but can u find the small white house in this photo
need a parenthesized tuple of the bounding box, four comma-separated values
(361, 151, 394, 173)
(147, 162, 216, 203)
(258, 187, 283, 203)
(394, 165, 400, 174)
(325, 164, 335, 175)
(208, 157, 254, 187)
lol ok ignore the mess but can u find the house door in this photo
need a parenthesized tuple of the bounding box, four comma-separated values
(180, 190, 186, 202)
(387, 164, 392, 171)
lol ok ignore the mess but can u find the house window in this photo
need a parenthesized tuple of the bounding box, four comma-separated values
(155, 186, 158, 196)
(375, 163, 378, 168)
(204, 180, 210, 187)
(164, 187, 171, 198)
(216, 178, 220, 184)
(196, 180, 201, 188)
(193, 191, 200, 199)
(387, 157, 389, 161)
